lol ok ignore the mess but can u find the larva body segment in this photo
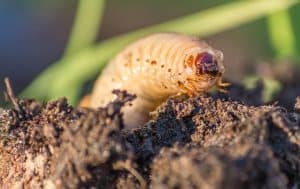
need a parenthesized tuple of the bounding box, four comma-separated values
(88, 33, 226, 128)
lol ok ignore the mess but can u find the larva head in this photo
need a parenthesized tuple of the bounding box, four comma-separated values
(195, 51, 224, 78)
(183, 49, 225, 93)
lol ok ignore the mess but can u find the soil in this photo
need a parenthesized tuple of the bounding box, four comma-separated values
(0, 68, 299, 188)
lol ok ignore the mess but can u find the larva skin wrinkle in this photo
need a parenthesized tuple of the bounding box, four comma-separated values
(88, 33, 226, 128)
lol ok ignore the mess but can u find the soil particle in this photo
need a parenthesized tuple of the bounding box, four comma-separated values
(0, 84, 299, 189)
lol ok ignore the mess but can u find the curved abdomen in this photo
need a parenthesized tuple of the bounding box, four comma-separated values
(90, 33, 206, 127)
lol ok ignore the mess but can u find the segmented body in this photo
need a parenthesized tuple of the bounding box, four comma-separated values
(86, 33, 226, 128)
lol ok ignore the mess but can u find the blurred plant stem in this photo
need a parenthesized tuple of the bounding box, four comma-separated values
(267, 9, 298, 62)
(64, 0, 106, 56)
(243, 76, 282, 103)
(21, 0, 298, 105)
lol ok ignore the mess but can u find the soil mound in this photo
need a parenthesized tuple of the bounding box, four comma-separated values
(0, 84, 299, 189)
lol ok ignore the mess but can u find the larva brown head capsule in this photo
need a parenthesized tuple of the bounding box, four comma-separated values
(182, 49, 226, 95)
(195, 52, 220, 77)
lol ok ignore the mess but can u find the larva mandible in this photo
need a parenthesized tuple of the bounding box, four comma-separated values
(81, 33, 229, 128)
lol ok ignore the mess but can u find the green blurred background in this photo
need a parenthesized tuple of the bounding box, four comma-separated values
(0, 0, 299, 104)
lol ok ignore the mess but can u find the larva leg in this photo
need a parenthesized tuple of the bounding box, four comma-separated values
(218, 88, 229, 93)
(217, 77, 231, 93)
(217, 77, 231, 87)
(177, 80, 198, 97)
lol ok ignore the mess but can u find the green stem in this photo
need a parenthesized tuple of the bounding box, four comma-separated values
(267, 9, 297, 60)
(64, 0, 106, 56)
(21, 0, 298, 104)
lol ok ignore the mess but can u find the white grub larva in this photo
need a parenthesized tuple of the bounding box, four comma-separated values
(81, 33, 229, 128)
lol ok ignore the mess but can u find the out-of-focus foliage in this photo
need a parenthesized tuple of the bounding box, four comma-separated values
(243, 76, 282, 103)
(267, 9, 297, 61)
(291, 4, 300, 59)
(64, 0, 106, 56)
(20, 0, 299, 105)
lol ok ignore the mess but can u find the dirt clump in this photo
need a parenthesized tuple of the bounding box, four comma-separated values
(0, 83, 299, 189)
(0, 90, 138, 189)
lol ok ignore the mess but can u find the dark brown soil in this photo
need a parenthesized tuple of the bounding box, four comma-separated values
(0, 81, 299, 188)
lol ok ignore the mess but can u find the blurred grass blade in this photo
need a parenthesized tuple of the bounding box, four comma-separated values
(243, 76, 282, 102)
(267, 9, 297, 60)
(21, 0, 298, 105)
(64, 0, 106, 56)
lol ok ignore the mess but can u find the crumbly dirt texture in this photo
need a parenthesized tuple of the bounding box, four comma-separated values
(0, 82, 299, 188)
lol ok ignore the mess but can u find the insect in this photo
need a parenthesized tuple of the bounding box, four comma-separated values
(80, 33, 229, 128)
